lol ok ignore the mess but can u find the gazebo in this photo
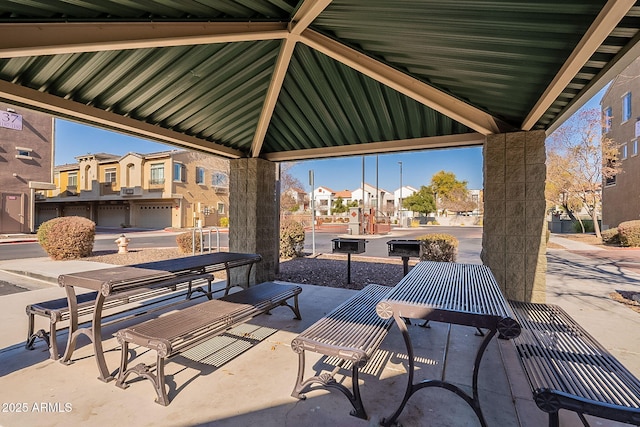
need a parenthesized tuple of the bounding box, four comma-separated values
(1, 0, 638, 302)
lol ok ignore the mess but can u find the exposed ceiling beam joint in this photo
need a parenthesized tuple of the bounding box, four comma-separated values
(288, 0, 332, 35)
(251, 0, 331, 157)
(522, 0, 635, 130)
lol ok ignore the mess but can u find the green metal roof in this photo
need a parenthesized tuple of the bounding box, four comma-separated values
(0, 1, 638, 161)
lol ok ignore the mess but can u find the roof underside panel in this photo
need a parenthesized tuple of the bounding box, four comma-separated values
(312, 0, 608, 128)
(263, 44, 472, 154)
(0, 0, 297, 20)
(0, 1, 638, 161)
(0, 40, 282, 153)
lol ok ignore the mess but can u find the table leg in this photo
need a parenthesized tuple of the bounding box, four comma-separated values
(382, 317, 496, 427)
(60, 285, 80, 364)
(381, 313, 416, 427)
(91, 293, 113, 382)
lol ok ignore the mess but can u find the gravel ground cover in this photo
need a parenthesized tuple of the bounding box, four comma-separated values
(85, 249, 413, 290)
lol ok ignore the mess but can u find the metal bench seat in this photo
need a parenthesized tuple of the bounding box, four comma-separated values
(291, 283, 394, 420)
(115, 281, 302, 406)
(510, 301, 640, 427)
(26, 272, 214, 360)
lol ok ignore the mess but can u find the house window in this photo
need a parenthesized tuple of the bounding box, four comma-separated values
(150, 163, 164, 185)
(633, 140, 639, 157)
(196, 167, 205, 184)
(173, 163, 185, 182)
(105, 167, 117, 183)
(15, 146, 32, 159)
(603, 106, 613, 133)
(68, 172, 78, 187)
(217, 202, 225, 214)
(212, 171, 228, 187)
(622, 92, 632, 122)
(621, 143, 628, 160)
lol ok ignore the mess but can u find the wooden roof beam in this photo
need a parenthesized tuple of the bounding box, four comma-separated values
(0, 22, 289, 58)
(522, 0, 635, 130)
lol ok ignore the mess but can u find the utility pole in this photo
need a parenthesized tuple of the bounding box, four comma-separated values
(398, 161, 403, 226)
(309, 170, 315, 255)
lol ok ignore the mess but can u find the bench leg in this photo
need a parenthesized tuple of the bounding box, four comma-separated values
(154, 355, 170, 406)
(291, 350, 369, 420)
(115, 340, 130, 389)
(25, 313, 60, 360)
(115, 342, 170, 406)
(48, 319, 59, 360)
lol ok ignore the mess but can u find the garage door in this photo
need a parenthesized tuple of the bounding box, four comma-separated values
(97, 205, 127, 227)
(36, 206, 58, 228)
(63, 205, 90, 219)
(135, 204, 172, 229)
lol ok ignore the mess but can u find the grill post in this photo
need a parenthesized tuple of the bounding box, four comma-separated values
(331, 238, 366, 284)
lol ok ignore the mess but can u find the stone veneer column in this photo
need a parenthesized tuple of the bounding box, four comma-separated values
(482, 130, 547, 302)
(229, 158, 278, 286)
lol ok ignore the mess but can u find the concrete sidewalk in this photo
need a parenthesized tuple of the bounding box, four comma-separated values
(0, 241, 638, 427)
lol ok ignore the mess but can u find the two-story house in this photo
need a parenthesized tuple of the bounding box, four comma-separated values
(601, 56, 640, 229)
(38, 150, 229, 230)
(0, 103, 55, 234)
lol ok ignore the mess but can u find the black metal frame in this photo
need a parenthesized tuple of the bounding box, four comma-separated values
(386, 239, 421, 276)
(331, 238, 366, 284)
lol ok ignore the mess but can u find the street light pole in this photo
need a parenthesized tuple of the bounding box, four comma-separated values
(309, 170, 315, 255)
(398, 161, 403, 226)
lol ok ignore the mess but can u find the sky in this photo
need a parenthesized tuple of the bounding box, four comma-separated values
(54, 86, 607, 194)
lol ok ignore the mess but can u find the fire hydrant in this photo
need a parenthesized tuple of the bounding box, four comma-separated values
(115, 234, 130, 254)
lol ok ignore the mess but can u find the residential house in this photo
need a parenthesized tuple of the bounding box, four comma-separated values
(601, 56, 640, 229)
(395, 185, 418, 221)
(38, 150, 229, 229)
(282, 187, 308, 212)
(312, 186, 335, 215)
(351, 183, 394, 215)
(0, 103, 55, 234)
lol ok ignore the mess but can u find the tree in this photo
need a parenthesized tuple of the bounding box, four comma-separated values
(279, 163, 305, 213)
(428, 170, 471, 215)
(546, 108, 621, 238)
(332, 196, 349, 214)
(402, 185, 436, 215)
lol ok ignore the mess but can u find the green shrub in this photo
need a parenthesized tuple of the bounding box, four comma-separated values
(572, 220, 595, 233)
(601, 228, 620, 245)
(176, 231, 201, 253)
(416, 233, 458, 262)
(37, 216, 95, 260)
(617, 220, 640, 247)
(280, 219, 305, 259)
(219, 217, 229, 227)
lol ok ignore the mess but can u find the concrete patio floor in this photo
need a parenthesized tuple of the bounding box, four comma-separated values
(0, 237, 638, 427)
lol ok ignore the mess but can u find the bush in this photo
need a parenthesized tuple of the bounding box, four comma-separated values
(601, 228, 620, 245)
(416, 233, 458, 262)
(176, 231, 201, 253)
(280, 220, 305, 259)
(572, 220, 595, 233)
(617, 220, 640, 247)
(219, 217, 229, 227)
(37, 216, 95, 260)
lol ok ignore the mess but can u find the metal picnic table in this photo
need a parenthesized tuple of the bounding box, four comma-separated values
(57, 252, 261, 382)
(375, 261, 521, 427)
